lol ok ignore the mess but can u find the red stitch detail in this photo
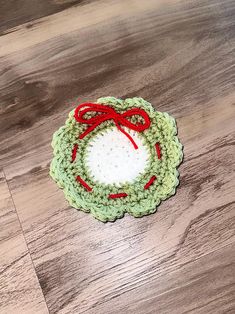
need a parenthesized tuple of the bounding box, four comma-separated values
(144, 176, 156, 190)
(76, 176, 92, 192)
(108, 193, 128, 199)
(155, 142, 161, 159)
(74, 103, 151, 150)
(71, 144, 78, 162)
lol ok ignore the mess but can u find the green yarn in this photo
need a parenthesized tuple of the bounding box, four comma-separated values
(50, 97, 183, 222)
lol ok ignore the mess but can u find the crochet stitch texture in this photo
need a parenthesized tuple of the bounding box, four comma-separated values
(50, 97, 183, 222)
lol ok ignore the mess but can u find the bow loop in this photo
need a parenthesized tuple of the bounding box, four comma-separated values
(74, 103, 151, 149)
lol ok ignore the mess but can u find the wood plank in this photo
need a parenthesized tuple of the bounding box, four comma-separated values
(84, 243, 235, 314)
(0, 0, 168, 53)
(0, 0, 91, 35)
(0, 171, 49, 314)
(0, 0, 234, 313)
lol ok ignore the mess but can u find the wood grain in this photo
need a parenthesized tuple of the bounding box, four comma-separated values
(0, 0, 90, 35)
(0, 0, 235, 313)
(0, 171, 49, 314)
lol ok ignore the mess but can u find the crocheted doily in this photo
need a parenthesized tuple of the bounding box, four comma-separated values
(50, 97, 183, 222)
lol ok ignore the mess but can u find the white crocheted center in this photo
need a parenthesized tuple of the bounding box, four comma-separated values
(85, 128, 149, 185)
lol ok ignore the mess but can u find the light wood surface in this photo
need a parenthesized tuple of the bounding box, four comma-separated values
(0, 0, 235, 313)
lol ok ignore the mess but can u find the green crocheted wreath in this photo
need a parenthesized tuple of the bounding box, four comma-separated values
(50, 97, 183, 222)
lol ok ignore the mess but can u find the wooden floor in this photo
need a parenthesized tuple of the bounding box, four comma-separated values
(0, 0, 235, 313)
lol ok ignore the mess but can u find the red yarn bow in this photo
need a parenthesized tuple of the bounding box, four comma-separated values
(74, 103, 151, 149)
